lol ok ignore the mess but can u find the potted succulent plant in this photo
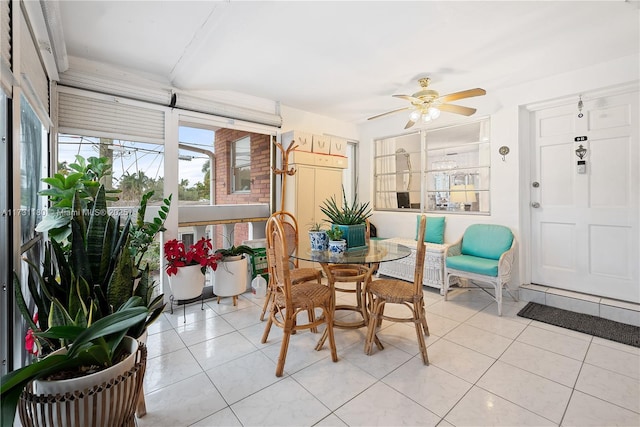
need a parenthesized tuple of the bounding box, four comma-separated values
(326, 225, 346, 254)
(213, 241, 255, 305)
(320, 185, 372, 249)
(308, 222, 328, 251)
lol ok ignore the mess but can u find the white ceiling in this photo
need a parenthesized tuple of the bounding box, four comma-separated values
(55, 1, 639, 124)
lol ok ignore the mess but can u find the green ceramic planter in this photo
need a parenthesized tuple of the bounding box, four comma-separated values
(336, 223, 367, 249)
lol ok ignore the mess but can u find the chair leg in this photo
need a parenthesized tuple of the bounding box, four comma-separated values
(418, 298, 430, 336)
(261, 306, 275, 343)
(496, 280, 503, 316)
(413, 303, 429, 365)
(324, 306, 338, 362)
(364, 297, 383, 355)
(307, 308, 318, 333)
(260, 286, 274, 321)
(276, 320, 293, 377)
(443, 274, 451, 301)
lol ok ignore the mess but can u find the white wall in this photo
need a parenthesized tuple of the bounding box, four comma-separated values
(281, 104, 359, 140)
(358, 53, 640, 287)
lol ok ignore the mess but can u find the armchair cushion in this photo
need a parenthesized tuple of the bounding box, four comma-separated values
(446, 254, 499, 277)
(460, 224, 513, 260)
(415, 215, 446, 244)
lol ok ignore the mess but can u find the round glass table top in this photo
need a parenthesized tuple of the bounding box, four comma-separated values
(294, 239, 412, 265)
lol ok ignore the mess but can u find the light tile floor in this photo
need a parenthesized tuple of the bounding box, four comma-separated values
(138, 284, 640, 427)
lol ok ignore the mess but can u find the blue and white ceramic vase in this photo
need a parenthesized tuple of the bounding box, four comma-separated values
(309, 231, 329, 251)
(328, 239, 347, 255)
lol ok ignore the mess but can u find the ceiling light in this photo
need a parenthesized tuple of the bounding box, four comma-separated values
(409, 110, 421, 121)
(428, 107, 441, 119)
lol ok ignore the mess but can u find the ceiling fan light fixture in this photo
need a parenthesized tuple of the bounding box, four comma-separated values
(369, 78, 486, 129)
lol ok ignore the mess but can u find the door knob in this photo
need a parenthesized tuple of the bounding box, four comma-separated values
(531, 202, 540, 208)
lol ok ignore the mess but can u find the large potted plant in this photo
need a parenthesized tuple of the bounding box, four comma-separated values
(34, 155, 169, 339)
(320, 185, 372, 249)
(3, 155, 171, 422)
(1, 283, 149, 426)
(164, 237, 222, 301)
(213, 242, 255, 305)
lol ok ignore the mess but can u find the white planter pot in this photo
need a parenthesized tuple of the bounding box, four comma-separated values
(25, 337, 141, 426)
(213, 256, 248, 297)
(168, 264, 205, 300)
(328, 239, 347, 254)
(34, 337, 139, 395)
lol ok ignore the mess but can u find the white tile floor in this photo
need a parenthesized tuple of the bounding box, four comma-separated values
(138, 284, 640, 427)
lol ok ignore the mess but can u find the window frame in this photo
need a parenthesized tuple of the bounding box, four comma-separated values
(373, 118, 491, 214)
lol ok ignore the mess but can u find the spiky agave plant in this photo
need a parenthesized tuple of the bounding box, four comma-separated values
(320, 185, 372, 225)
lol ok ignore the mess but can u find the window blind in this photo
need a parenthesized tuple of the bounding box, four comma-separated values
(57, 90, 165, 144)
(20, 12, 48, 115)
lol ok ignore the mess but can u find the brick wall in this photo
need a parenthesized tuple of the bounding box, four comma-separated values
(214, 129, 270, 246)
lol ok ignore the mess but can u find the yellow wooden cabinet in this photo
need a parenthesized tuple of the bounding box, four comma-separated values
(284, 150, 346, 267)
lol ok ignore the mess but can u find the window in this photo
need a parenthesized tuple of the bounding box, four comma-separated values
(374, 132, 422, 210)
(57, 135, 165, 208)
(374, 118, 491, 214)
(20, 95, 47, 244)
(231, 136, 250, 192)
(178, 125, 215, 205)
(425, 120, 491, 213)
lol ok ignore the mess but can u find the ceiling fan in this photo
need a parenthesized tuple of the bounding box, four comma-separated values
(368, 78, 486, 129)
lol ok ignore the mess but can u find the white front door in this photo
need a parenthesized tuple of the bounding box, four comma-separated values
(530, 89, 639, 303)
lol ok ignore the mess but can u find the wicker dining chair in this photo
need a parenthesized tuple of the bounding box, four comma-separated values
(260, 211, 323, 321)
(261, 215, 338, 376)
(364, 214, 430, 364)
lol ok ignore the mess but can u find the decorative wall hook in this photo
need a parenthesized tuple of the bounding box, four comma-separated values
(577, 95, 584, 118)
(498, 146, 510, 161)
(575, 144, 587, 159)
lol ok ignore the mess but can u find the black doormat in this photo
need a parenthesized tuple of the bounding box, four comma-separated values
(517, 302, 640, 348)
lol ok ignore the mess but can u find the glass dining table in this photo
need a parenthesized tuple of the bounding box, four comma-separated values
(292, 238, 412, 343)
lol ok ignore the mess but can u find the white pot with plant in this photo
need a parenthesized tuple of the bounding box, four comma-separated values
(164, 237, 222, 301)
(213, 244, 255, 305)
(326, 226, 346, 254)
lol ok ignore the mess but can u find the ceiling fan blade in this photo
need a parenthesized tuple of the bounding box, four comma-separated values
(438, 103, 477, 116)
(367, 107, 410, 121)
(393, 94, 424, 104)
(438, 88, 486, 103)
(404, 118, 417, 129)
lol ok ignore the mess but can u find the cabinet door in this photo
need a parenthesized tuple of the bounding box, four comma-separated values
(295, 165, 316, 229)
(314, 167, 343, 225)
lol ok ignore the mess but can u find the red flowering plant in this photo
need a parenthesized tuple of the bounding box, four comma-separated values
(164, 237, 222, 276)
(24, 313, 39, 356)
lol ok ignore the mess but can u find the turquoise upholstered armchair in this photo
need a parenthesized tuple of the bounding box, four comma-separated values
(443, 224, 516, 316)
